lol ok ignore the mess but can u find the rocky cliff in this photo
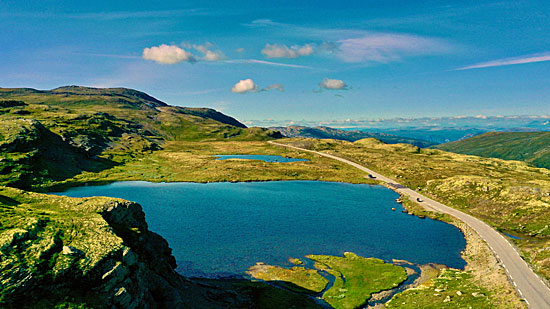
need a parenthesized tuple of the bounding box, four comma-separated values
(0, 188, 190, 307)
(0, 187, 320, 308)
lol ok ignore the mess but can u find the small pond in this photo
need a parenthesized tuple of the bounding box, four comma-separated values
(54, 181, 466, 278)
(214, 154, 308, 163)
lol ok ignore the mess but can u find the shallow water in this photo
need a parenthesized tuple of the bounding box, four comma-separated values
(55, 181, 466, 278)
(214, 154, 308, 163)
(504, 232, 521, 240)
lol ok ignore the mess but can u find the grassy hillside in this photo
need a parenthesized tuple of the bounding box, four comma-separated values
(0, 86, 281, 189)
(433, 131, 550, 169)
(271, 125, 435, 147)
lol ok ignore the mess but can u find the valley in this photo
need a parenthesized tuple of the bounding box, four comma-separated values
(1, 86, 548, 308)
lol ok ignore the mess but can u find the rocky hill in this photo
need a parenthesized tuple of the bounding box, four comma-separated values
(270, 125, 435, 148)
(0, 86, 281, 189)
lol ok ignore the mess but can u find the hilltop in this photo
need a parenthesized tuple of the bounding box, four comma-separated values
(270, 125, 435, 148)
(0, 86, 281, 189)
(433, 131, 550, 169)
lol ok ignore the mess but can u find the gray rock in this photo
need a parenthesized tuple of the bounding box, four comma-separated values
(62, 245, 81, 256)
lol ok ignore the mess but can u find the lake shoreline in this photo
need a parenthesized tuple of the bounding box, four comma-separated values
(54, 180, 467, 276)
(49, 173, 519, 307)
(391, 187, 524, 307)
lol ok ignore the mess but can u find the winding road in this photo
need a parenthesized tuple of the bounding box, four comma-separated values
(269, 141, 550, 309)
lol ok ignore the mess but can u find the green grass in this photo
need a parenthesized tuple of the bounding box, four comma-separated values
(0, 186, 126, 307)
(308, 252, 407, 309)
(433, 131, 550, 169)
(386, 269, 493, 308)
(247, 263, 329, 293)
(248, 252, 407, 309)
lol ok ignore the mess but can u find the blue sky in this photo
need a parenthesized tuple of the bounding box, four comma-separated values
(2, 0, 550, 124)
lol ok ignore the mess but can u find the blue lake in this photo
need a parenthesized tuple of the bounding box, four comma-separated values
(55, 181, 466, 278)
(214, 154, 308, 163)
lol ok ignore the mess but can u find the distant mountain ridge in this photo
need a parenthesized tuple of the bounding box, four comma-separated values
(270, 125, 435, 148)
(433, 131, 550, 169)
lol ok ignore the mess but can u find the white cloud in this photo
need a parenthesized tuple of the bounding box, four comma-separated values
(456, 53, 550, 70)
(319, 78, 348, 90)
(231, 79, 259, 93)
(143, 43, 227, 64)
(231, 79, 285, 94)
(192, 43, 226, 61)
(236, 48, 245, 53)
(261, 43, 315, 58)
(336, 33, 449, 63)
(142, 44, 195, 64)
(296, 44, 314, 56)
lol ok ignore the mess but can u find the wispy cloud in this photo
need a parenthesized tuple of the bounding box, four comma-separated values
(243, 19, 284, 28)
(456, 53, 550, 70)
(337, 33, 451, 63)
(261, 43, 314, 58)
(3, 9, 213, 20)
(68, 9, 208, 20)
(224, 59, 315, 69)
(245, 19, 452, 64)
(72, 52, 140, 59)
(262, 84, 285, 92)
(183, 43, 227, 61)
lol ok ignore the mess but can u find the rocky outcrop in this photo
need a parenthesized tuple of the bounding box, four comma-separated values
(95, 200, 190, 308)
(0, 118, 119, 189)
(0, 196, 193, 308)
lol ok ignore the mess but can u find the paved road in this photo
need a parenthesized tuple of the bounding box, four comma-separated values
(269, 141, 550, 309)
